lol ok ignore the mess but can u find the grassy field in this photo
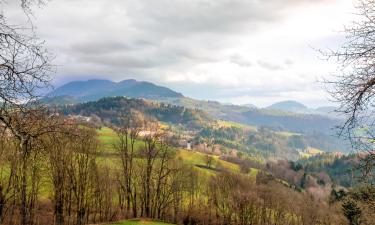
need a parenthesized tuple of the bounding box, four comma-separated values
(106, 219, 174, 225)
(177, 149, 240, 173)
(97, 127, 145, 153)
(217, 120, 257, 131)
(276, 131, 301, 137)
(177, 149, 259, 181)
(299, 146, 325, 158)
(307, 147, 324, 155)
(97, 127, 118, 151)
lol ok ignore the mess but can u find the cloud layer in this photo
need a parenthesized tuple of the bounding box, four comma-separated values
(5, 0, 354, 107)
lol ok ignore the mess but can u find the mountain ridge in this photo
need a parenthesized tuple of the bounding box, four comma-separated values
(267, 100, 308, 111)
(46, 79, 183, 102)
(264, 100, 337, 117)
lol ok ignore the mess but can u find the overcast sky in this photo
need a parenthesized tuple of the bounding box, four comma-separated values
(6, 0, 355, 107)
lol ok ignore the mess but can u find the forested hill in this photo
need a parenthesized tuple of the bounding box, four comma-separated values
(58, 96, 212, 129)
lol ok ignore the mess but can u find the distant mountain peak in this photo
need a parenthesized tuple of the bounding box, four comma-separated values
(267, 100, 308, 111)
(46, 78, 183, 103)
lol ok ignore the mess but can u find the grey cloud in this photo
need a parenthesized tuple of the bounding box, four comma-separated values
(230, 54, 252, 67)
(33, 0, 331, 74)
(169, 79, 320, 101)
(257, 60, 284, 71)
(70, 41, 132, 55)
(2, 0, 337, 106)
(285, 59, 294, 66)
(80, 54, 159, 69)
(126, 0, 332, 36)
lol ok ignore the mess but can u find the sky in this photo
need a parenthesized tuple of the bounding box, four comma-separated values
(5, 0, 356, 107)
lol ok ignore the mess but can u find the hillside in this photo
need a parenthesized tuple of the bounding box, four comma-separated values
(58, 96, 212, 129)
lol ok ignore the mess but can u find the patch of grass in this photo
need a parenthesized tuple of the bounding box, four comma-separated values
(217, 120, 257, 131)
(248, 168, 259, 180)
(97, 127, 144, 153)
(299, 152, 310, 159)
(97, 127, 117, 151)
(107, 219, 174, 225)
(307, 147, 324, 155)
(276, 131, 301, 137)
(299, 147, 325, 159)
(177, 149, 240, 173)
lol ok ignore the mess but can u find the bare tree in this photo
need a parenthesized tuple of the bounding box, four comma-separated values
(0, 2, 53, 224)
(326, 0, 375, 184)
(0, 0, 51, 108)
(114, 110, 144, 216)
(66, 128, 99, 225)
(44, 123, 79, 225)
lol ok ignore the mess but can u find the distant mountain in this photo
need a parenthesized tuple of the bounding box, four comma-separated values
(46, 79, 183, 102)
(265, 100, 338, 117)
(267, 100, 308, 112)
(46, 79, 343, 136)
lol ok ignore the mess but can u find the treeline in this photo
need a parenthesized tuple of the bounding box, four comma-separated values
(195, 124, 351, 160)
(196, 126, 299, 159)
(221, 155, 333, 194)
(298, 153, 369, 188)
(58, 97, 212, 129)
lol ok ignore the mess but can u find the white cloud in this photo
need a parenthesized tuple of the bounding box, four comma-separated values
(2, 0, 355, 107)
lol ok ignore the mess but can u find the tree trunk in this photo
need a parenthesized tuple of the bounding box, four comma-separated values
(55, 188, 64, 225)
(20, 140, 29, 225)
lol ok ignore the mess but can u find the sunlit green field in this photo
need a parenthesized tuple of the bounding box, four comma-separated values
(276, 131, 301, 137)
(299, 146, 325, 159)
(217, 119, 257, 131)
(177, 149, 258, 180)
(97, 127, 145, 153)
(97, 127, 118, 151)
(177, 149, 240, 172)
